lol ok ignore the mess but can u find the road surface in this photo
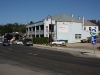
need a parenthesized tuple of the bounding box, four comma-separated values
(0, 44, 100, 75)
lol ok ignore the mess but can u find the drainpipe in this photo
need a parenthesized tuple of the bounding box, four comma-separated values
(82, 16, 84, 25)
(71, 14, 73, 43)
(82, 16, 84, 30)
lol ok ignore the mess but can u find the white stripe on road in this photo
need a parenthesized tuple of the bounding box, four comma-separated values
(33, 54, 38, 55)
(28, 53, 32, 54)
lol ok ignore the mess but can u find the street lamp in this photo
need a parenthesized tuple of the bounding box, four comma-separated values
(46, 15, 52, 47)
(25, 23, 29, 38)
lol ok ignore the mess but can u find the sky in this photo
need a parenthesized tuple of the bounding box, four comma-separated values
(0, 0, 100, 24)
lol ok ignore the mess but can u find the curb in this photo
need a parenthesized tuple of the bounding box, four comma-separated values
(33, 44, 100, 58)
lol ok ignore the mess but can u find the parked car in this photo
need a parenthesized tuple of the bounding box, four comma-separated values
(23, 39, 33, 46)
(12, 40, 23, 45)
(2, 40, 10, 46)
(12, 40, 16, 44)
(52, 40, 66, 45)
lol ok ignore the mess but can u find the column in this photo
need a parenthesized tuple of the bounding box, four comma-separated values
(39, 26, 41, 37)
(31, 27, 33, 37)
(35, 25, 36, 37)
(28, 27, 29, 38)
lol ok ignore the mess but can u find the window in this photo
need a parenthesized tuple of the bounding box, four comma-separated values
(95, 27, 96, 29)
(84, 27, 86, 30)
(33, 27, 35, 31)
(89, 27, 91, 31)
(75, 34, 81, 39)
(29, 28, 31, 31)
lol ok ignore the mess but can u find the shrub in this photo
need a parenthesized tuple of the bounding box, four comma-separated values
(33, 37, 49, 44)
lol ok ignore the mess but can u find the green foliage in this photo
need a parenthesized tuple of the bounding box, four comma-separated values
(88, 20, 100, 31)
(0, 23, 26, 35)
(97, 35, 100, 43)
(89, 20, 97, 24)
(33, 37, 49, 44)
(4, 34, 13, 40)
(65, 40, 68, 43)
(29, 21, 34, 25)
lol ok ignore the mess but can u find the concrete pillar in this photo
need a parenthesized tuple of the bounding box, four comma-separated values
(82, 16, 84, 25)
(28, 27, 29, 38)
(35, 26, 36, 37)
(39, 26, 41, 37)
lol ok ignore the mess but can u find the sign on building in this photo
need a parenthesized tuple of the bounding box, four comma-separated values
(46, 26, 48, 37)
(58, 25, 68, 32)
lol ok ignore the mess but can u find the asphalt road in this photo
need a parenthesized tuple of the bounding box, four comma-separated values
(0, 44, 100, 75)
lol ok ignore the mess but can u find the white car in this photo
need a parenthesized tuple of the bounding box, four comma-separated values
(12, 40, 23, 45)
(52, 40, 66, 45)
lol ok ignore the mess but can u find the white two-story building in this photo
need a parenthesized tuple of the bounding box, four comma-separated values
(26, 13, 98, 43)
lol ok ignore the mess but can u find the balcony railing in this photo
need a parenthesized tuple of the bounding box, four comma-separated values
(29, 30, 44, 35)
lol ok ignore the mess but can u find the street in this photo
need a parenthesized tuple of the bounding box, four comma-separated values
(0, 44, 100, 75)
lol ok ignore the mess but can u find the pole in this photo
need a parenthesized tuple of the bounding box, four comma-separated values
(27, 27, 29, 38)
(93, 44, 95, 54)
(51, 17, 52, 47)
(47, 15, 52, 47)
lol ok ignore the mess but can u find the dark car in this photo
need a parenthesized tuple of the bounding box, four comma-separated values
(23, 39, 33, 46)
(2, 40, 10, 46)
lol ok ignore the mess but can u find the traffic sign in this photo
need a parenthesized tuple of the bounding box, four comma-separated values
(91, 36, 97, 45)
(91, 29, 96, 36)
(90, 28, 97, 54)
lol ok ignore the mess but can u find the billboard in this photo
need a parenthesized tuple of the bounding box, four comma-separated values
(58, 24, 68, 32)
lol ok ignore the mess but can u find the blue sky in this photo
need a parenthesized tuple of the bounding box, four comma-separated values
(0, 0, 100, 24)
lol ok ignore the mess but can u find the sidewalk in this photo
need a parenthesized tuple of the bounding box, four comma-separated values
(33, 44, 100, 58)
(0, 64, 46, 75)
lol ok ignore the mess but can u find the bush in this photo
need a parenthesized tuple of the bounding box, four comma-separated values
(33, 37, 49, 44)
(65, 40, 68, 43)
(97, 38, 100, 43)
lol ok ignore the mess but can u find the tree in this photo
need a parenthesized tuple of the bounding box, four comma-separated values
(0, 23, 26, 36)
(4, 34, 13, 40)
(97, 20, 100, 30)
(29, 21, 34, 24)
(89, 19, 96, 24)
(15, 33, 22, 40)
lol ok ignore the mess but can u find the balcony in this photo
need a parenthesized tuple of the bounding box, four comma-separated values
(29, 30, 44, 35)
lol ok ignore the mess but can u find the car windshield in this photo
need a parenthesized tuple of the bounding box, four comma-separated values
(17, 40, 21, 42)
(4, 40, 9, 43)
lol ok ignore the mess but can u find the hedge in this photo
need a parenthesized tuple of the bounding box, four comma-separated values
(33, 37, 49, 44)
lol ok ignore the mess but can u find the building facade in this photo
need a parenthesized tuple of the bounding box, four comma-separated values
(26, 13, 98, 43)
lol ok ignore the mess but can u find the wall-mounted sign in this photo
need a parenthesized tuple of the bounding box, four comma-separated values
(58, 24, 68, 32)
(46, 26, 48, 37)
(46, 26, 48, 32)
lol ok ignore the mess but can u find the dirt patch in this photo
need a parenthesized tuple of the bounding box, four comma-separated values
(66, 43, 100, 50)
